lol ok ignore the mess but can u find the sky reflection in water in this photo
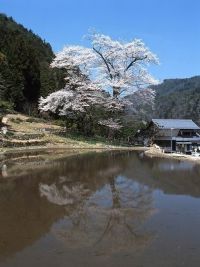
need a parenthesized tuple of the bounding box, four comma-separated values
(0, 150, 200, 267)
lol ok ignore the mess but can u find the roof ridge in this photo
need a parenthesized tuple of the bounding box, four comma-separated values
(151, 119, 200, 129)
(152, 118, 193, 120)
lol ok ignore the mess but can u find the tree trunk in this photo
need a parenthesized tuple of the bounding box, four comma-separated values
(109, 176, 120, 209)
(113, 87, 120, 98)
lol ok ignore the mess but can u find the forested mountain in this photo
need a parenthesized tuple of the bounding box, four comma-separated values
(0, 14, 65, 113)
(152, 76, 200, 96)
(124, 88, 155, 121)
(125, 76, 200, 124)
(153, 76, 200, 123)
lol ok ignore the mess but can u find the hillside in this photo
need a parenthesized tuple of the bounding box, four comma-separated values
(0, 14, 65, 113)
(0, 113, 119, 151)
(125, 76, 200, 124)
(124, 88, 155, 121)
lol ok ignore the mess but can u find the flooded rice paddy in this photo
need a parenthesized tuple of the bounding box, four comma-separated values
(0, 150, 200, 267)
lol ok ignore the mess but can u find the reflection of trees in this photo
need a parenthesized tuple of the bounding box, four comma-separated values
(40, 180, 90, 206)
(91, 176, 154, 254)
(39, 157, 155, 255)
(2, 149, 200, 262)
(0, 151, 156, 260)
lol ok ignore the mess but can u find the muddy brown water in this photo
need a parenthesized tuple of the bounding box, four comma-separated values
(0, 150, 200, 267)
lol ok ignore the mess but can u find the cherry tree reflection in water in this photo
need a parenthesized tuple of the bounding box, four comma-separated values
(39, 166, 156, 255)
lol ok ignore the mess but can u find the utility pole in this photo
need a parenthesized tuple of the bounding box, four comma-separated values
(171, 128, 174, 152)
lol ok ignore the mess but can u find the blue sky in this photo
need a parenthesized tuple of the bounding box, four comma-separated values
(1, 0, 200, 81)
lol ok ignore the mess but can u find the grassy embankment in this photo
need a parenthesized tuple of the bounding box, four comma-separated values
(0, 113, 132, 153)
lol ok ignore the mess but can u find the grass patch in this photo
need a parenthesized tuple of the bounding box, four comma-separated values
(0, 113, 127, 150)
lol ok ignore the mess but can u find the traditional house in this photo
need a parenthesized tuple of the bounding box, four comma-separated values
(138, 119, 200, 153)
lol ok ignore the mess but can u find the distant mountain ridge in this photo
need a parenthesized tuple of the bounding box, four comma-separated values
(151, 75, 200, 96)
(125, 76, 200, 124)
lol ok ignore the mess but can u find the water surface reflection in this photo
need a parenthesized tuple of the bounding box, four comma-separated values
(0, 151, 200, 267)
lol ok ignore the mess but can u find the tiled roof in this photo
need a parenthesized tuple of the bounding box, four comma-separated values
(152, 119, 200, 130)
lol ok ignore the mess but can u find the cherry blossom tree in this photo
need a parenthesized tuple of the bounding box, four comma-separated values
(39, 69, 125, 135)
(39, 32, 159, 136)
(51, 32, 159, 98)
(39, 77, 123, 116)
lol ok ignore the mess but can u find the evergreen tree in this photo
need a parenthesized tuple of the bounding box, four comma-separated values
(0, 13, 65, 113)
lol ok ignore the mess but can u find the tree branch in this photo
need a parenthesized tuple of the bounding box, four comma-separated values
(93, 47, 113, 79)
(125, 55, 147, 72)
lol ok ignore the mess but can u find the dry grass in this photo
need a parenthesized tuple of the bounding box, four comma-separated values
(6, 114, 61, 133)
(0, 113, 120, 151)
